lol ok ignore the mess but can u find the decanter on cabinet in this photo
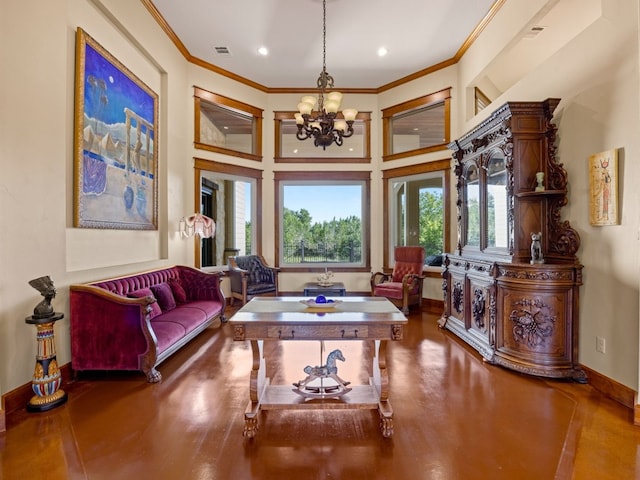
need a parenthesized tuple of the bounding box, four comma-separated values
(439, 98, 585, 381)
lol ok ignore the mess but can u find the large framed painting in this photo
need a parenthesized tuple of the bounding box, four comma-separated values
(588, 148, 619, 226)
(73, 28, 158, 230)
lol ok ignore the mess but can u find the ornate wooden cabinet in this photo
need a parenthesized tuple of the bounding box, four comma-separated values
(439, 99, 585, 381)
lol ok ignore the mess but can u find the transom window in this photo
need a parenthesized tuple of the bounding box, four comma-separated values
(194, 87, 263, 162)
(382, 88, 451, 161)
(274, 111, 371, 163)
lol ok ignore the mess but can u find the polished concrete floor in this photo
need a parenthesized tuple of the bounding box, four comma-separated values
(2, 307, 640, 479)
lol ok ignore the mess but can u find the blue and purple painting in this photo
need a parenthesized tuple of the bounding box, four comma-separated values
(74, 28, 158, 230)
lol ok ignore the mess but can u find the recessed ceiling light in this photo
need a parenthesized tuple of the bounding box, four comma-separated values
(377, 47, 388, 57)
(258, 46, 269, 56)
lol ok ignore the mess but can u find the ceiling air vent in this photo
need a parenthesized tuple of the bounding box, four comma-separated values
(523, 25, 546, 39)
(214, 46, 231, 55)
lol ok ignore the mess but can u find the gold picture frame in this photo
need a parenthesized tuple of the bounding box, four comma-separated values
(73, 28, 158, 230)
(588, 148, 619, 226)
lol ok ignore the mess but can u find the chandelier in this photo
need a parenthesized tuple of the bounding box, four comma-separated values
(294, 0, 358, 150)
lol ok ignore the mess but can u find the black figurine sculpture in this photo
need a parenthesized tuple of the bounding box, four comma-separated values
(28, 276, 57, 319)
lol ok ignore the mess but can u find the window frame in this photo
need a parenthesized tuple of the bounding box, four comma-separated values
(382, 88, 451, 162)
(382, 159, 451, 270)
(194, 87, 263, 162)
(193, 158, 263, 268)
(274, 111, 372, 163)
(274, 171, 371, 272)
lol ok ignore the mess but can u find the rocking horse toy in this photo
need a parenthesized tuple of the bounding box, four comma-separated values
(292, 349, 352, 399)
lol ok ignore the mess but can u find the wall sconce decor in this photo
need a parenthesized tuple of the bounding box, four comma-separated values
(179, 213, 216, 238)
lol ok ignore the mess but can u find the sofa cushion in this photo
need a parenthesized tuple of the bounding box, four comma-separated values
(247, 283, 277, 295)
(128, 288, 162, 319)
(150, 320, 186, 353)
(392, 262, 423, 282)
(374, 282, 405, 299)
(151, 283, 177, 312)
(185, 300, 224, 320)
(374, 279, 421, 298)
(391, 247, 425, 281)
(154, 306, 208, 335)
(168, 279, 188, 304)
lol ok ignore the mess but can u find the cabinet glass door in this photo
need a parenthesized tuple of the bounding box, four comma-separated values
(486, 152, 508, 249)
(464, 163, 481, 248)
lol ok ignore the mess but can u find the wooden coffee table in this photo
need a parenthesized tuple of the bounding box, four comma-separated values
(229, 296, 407, 438)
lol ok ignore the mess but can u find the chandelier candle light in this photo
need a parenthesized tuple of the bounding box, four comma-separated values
(295, 0, 358, 149)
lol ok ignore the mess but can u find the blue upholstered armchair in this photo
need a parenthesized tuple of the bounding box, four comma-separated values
(228, 255, 280, 306)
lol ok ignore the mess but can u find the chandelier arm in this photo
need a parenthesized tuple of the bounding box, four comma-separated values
(341, 126, 355, 139)
(296, 128, 311, 141)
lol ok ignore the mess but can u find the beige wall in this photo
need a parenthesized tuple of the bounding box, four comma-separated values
(0, 0, 193, 397)
(1, 0, 638, 400)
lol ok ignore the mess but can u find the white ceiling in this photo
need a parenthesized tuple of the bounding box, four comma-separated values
(150, 0, 498, 90)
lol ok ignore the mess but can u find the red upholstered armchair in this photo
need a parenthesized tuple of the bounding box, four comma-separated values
(370, 246, 426, 314)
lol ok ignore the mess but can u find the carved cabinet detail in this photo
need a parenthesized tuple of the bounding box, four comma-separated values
(439, 99, 584, 381)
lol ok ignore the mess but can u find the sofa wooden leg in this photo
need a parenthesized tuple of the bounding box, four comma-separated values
(144, 367, 162, 383)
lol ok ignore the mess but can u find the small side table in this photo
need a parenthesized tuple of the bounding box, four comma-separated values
(302, 282, 347, 297)
(24, 312, 67, 412)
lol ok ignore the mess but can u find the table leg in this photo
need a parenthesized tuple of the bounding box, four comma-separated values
(244, 340, 266, 437)
(372, 339, 394, 437)
(379, 402, 394, 438)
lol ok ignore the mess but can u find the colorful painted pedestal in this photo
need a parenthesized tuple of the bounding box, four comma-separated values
(24, 312, 67, 412)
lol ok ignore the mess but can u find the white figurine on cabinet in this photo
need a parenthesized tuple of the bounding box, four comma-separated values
(535, 172, 545, 192)
(530, 232, 544, 264)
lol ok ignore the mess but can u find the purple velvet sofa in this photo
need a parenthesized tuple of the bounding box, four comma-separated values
(70, 265, 225, 382)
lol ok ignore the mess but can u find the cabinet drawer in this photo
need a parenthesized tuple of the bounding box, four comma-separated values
(266, 325, 369, 340)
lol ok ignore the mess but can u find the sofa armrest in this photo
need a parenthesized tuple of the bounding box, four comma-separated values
(402, 273, 425, 292)
(251, 255, 279, 286)
(254, 265, 279, 290)
(176, 266, 226, 320)
(70, 284, 159, 377)
(262, 265, 280, 283)
(227, 265, 249, 293)
(370, 271, 392, 291)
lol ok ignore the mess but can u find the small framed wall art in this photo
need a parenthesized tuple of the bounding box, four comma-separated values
(588, 148, 619, 226)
